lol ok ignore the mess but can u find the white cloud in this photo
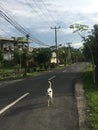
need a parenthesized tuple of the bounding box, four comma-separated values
(0, 0, 98, 48)
(61, 28, 73, 34)
(72, 42, 83, 48)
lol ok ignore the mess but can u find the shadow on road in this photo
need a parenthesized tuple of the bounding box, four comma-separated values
(4, 102, 47, 117)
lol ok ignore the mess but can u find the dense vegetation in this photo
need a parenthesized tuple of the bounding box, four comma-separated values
(83, 65, 98, 130)
(83, 24, 98, 74)
(0, 43, 83, 79)
(70, 23, 98, 83)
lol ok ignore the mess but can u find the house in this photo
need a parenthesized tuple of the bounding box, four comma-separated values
(0, 36, 30, 60)
(50, 51, 57, 63)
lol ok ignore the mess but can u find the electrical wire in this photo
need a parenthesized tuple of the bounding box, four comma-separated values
(41, 0, 58, 26)
(0, 5, 50, 47)
(26, 0, 52, 27)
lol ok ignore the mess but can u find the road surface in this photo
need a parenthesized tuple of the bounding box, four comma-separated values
(0, 62, 88, 130)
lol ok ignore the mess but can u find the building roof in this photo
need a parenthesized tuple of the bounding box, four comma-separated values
(0, 36, 30, 43)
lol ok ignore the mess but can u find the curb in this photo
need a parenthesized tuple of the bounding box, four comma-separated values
(75, 79, 90, 130)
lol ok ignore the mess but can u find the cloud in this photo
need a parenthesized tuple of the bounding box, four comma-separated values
(0, 0, 98, 48)
(72, 42, 83, 48)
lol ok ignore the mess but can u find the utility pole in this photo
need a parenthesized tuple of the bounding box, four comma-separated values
(26, 34, 30, 51)
(66, 42, 72, 64)
(51, 26, 60, 65)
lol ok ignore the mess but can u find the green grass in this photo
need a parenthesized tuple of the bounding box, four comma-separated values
(0, 67, 47, 80)
(82, 65, 98, 130)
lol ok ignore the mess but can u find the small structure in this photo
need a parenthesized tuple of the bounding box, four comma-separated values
(50, 52, 57, 63)
(0, 36, 30, 60)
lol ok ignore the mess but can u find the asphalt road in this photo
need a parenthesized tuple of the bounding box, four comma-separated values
(0, 62, 89, 130)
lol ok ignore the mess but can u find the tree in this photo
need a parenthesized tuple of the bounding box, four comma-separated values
(70, 24, 89, 38)
(58, 47, 68, 65)
(83, 24, 98, 71)
(13, 48, 23, 73)
(37, 48, 51, 70)
(70, 23, 96, 83)
(22, 49, 31, 76)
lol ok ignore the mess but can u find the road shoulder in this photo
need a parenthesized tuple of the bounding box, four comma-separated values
(75, 79, 91, 130)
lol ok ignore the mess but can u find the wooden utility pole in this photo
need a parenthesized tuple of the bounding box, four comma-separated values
(51, 26, 60, 65)
(66, 42, 72, 64)
(26, 34, 30, 51)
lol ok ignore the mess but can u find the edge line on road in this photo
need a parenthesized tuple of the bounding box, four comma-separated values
(48, 75, 56, 80)
(63, 70, 66, 72)
(0, 92, 29, 115)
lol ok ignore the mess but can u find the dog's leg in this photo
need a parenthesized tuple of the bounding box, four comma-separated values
(50, 97, 53, 105)
(51, 98, 53, 105)
(48, 99, 50, 107)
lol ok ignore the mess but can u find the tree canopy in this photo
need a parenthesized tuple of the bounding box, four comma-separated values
(83, 24, 98, 72)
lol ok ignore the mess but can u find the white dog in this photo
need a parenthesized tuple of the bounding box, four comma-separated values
(47, 81, 53, 107)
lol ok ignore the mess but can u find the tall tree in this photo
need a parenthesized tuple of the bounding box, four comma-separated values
(83, 24, 98, 71)
(70, 23, 96, 83)
(37, 48, 51, 70)
(58, 47, 68, 65)
(70, 23, 89, 38)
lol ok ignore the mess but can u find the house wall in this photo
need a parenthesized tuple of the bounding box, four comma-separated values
(0, 37, 29, 61)
(50, 52, 57, 63)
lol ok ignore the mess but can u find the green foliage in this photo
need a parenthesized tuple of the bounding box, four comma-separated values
(83, 24, 98, 71)
(0, 50, 3, 62)
(70, 23, 89, 33)
(37, 48, 51, 64)
(58, 46, 84, 65)
(70, 23, 98, 73)
(35, 48, 51, 70)
(2, 60, 15, 68)
(58, 47, 67, 64)
(83, 66, 98, 130)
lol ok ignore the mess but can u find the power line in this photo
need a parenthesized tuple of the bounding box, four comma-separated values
(0, 5, 50, 47)
(26, 0, 52, 27)
(0, 1, 71, 47)
(0, 7, 28, 35)
(41, 0, 58, 26)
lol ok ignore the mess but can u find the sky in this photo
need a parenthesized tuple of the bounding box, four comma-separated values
(0, 0, 98, 48)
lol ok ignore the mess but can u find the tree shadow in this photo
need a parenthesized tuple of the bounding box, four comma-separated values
(5, 102, 47, 117)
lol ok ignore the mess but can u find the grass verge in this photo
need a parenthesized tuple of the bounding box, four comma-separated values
(82, 65, 98, 130)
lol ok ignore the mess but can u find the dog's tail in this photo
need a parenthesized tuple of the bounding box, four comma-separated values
(48, 80, 52, 88)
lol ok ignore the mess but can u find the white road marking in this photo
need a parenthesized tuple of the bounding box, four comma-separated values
(0, 79, 24, 89)
(0, 92, 29, 115)
(48, 75, 56, 80)
(63, 70, 66, 72)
